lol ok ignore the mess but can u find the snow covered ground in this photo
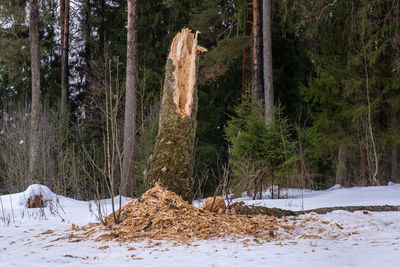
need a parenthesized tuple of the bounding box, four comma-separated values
(1, 184, 400, 266)
(228, 183, 400, 211)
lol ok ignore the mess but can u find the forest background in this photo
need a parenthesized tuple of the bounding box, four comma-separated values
(0, 0, 399, 200)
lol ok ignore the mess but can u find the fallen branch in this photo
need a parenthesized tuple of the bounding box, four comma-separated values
(232, 204, 400, 218)
(298, 205, 400, 215)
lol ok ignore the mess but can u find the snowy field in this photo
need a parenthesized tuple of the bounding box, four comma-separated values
(1, 184, 400, 267)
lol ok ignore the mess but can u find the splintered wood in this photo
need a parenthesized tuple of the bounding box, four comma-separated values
(91, 184, 279, 243)
(169, 28, 206, 117)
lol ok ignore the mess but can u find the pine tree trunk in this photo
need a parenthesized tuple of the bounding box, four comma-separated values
(121, 0, 138, 197)
(252, 0, 263, 102)
(242, 7, 251, 103)
(60, 0, 70, 114)
(263, 0, 273, 124)
(28, 0, 40, 183)
(150, 28, 206, 203)
(335, 145, 347, 186)
(392, 144, 399, 182)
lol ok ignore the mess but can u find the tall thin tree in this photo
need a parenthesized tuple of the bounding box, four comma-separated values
(28, 0, 40, 183)
(82, 0, 91, 85)
(121, 0, 139, 197)
(263, 0, 273, 124)
(252, 0, 263, 103)
(242, 4, 251, 103)
(60, 0, 70, 114)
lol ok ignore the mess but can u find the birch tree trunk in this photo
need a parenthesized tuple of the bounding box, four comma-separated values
(60, 0, 70, 114)
(252, 0, 263, 102)
(121, 0, 138, 197)
(28, 0, 40, 183)
(263, 0, 273, 124)
(150, 28, 206, 203)
(82, 0, 91, 90)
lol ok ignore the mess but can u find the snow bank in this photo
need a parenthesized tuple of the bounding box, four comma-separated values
(230, 184, 400, 211)
(326, 184, 343, 191)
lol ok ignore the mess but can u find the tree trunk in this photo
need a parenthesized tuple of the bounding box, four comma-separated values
(242, 6, 251, 103)
(28, 0, 40, 183)
(263, 0, 273, 124)
(362, 31, 379, 185)
(392, 144, 399, 182)
(99, 0, 106, 57)
(150, 28, 206, 203)
(60, 0, 70, 114)
(362, 144, 369, 186)
(252, 0, 263, 103)
(121, 0, 139, 197)
(82, 0, 91, 89)
(335, 145, 347, 186)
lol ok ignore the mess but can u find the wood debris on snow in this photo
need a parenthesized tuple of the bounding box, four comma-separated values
(76, 184, 354, 244)
(82, 184, 280, 243)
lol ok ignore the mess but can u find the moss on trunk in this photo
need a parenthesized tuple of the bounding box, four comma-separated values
(150, 29, 206, 203)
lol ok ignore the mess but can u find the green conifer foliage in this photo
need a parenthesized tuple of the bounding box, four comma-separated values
(299, 0, 400, 185)
(225, 103, 297, 198)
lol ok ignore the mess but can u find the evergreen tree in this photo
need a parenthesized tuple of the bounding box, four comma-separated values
(226, 103, 297, 199)
(298, 0, 400, 186)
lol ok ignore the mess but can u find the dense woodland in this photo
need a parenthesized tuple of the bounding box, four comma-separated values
(0, 0, 399, 200)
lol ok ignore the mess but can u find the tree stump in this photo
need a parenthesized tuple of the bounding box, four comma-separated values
(202, 197, 226, 213)
(27, 194, 44, 208)
(150, 28, 206, 203)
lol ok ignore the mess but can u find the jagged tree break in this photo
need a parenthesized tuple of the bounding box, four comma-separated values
(150, 28, 206, 203)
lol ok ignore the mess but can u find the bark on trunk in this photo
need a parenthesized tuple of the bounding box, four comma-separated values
(362, 145, 369, 186)
(242, 7, 251, 103)
(335, 145, 347, 186)
(121, 0, 139, 197)
(60, 0, 70, 114)
(263, 0, 273, 124)
(28, 0, 40, 183)
(82, 0, 91, 89)
(392, 145, 399, 182)
(150, 28, 206, 203)
(252, 0, 263, 102)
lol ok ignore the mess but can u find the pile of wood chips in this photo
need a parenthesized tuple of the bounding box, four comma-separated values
(89, 184, 281, 243)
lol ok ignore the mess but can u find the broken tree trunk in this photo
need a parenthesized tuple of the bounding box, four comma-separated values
(150, 28, 206, 203)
